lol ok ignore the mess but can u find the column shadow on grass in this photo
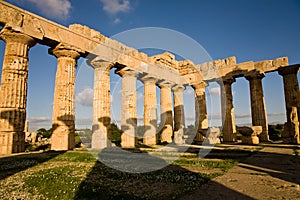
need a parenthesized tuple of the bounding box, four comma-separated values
(0, 150, 65, 180)
(74, 147, 253, 200)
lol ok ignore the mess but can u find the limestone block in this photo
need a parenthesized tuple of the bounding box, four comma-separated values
(237, 126, 262, 144)
(282, 107, 299, 144)
(273, 57, 288, 68)
(202, 127, 221, 145)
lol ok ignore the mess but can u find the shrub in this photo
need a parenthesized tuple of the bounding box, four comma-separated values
(268, 124, 283, 141)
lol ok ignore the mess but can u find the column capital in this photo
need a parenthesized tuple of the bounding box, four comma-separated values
(158, 81, 175, 89)
(192, 81, 208, 90)
(140, 75, 157, 84)
(278, 64, 300, 76)
(88, 59, 112, 71)
(245, 71, 265, 81)
(0, 29, 36, 47)
(217, 77, 236, 86)
(115, 68, 139, 77)
(49, 43, 84, 59)
(172, 84, 185, 92)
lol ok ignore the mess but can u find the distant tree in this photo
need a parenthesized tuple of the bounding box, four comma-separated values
(110, 123, 122, 144)
(36, 128, 52, 139)
(268, 124, 283, 141)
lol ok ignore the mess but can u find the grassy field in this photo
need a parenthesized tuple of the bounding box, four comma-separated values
(0, 147, 259, 199)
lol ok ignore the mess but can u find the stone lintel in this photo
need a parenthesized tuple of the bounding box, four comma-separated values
(178, 59, 195, 68)
(151, 52, 178, 69)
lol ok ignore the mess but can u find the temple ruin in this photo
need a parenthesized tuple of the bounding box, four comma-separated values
(0, 1, 299, 154)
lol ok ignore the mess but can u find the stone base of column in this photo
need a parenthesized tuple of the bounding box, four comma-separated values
(121, 129, 137, 148)
(51, 125, 75, 151)
(222, 132, 236, 143)
(174, 129, 184, 145)
(0, 131, 25, 154)
(143, 130, 157, 146)
(92, 130, 112, 149)
(194, 131, 205, 143)
(282, 122, 300, 144)
(160, 126, 173, 143)
(259, 130, 270, 142)
(202, 128, 221, 145)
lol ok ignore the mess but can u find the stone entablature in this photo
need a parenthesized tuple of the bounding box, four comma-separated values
(0, 1, 299, 154)
(197, 56, 288, 81)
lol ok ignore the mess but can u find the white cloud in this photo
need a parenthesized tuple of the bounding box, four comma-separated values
(76, 88, 94, 107)
(137, 92, 143, 101)
(209, 87, 220, 96)
(235, 113, 251, 119)
(113, 18, 121, 24)
(100, 0, 131, 15)
(27, 0, 71, 19)
(28, 117, 51, 124)
(185, 87, 194, 95)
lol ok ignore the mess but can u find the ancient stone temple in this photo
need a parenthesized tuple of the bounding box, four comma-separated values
(0, 1, 299, 154)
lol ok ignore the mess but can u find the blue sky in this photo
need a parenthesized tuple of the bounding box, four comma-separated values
(0, 0, 300, 130)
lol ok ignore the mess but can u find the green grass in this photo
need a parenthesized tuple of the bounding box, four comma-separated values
(0, 148, 256, 200)
(293, 148, 299, 156)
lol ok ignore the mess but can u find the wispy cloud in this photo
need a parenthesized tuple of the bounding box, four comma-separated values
(184, 87, 194, 95)
(14, 0, 72, 20)
(28, 117, 51, 124)
(99, 0, 131, 23)
(76, 88, 94, 107)
(113, 18, 121, 24)
(100, 0, 131, 15)
(208, 87, 220, 96)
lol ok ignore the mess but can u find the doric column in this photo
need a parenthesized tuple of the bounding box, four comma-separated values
(158, 82, 174, 143)
(173, 85, 185, 144)
(192, 82, 208, 142)
(89, 60, 111, 149)
(49, 44, 83, 150)
(246, 72, 269, 142)
(141, 76, 157, 145)
(278, 65, 300, 144)
(116, 69, 138, 148)
(0, 29, 36, 154)
(218, 78, 236, 142)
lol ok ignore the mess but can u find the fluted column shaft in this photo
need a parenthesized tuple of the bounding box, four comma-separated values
(142, 77, 157, 145)
(119, 70, 138, 147)
(193, 82, 208, 142)
(219, 78, 236, 142)
(173, 85, 185, 144)
(159, 83, 173, 143)
(90, 61, 111, 149)
(0, 30, 35, 154)
(50, 44, 81, 150)
(278, 65, 300, 144)
(246, 73, 269, 141)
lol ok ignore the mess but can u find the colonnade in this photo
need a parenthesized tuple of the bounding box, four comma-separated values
(90, 62, 208, 148)
(0, 29, 299, 154)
